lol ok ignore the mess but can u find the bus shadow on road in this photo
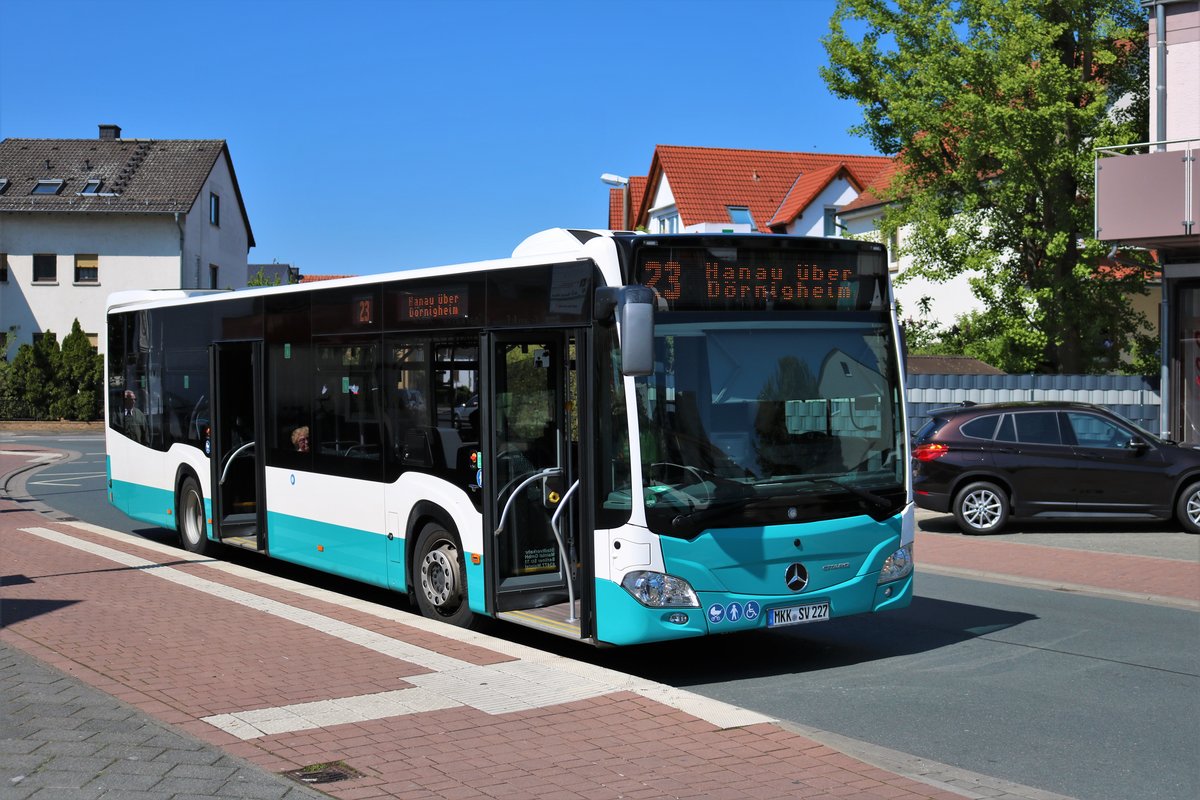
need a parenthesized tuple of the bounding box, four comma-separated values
(589, 595, 1037, 684)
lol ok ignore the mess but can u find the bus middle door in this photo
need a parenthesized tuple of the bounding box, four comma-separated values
(485, 331, 589, 635)
(209, 340, 266, 552)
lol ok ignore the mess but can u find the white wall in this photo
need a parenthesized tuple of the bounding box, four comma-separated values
(784, 180, 859, 237)
(647, 175, 680, 233)
(838, 205, 983, 327)
(183, 153, 250, 290)
(0, 213, 181, 354)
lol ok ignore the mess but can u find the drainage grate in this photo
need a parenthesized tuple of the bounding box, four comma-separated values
(283, 761, 363, 785)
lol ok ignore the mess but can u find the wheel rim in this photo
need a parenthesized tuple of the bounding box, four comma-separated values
(1187, 491, 1200, 527)
(420, 541, 461, 612)
(962, 489, 1002, 530)
(182, 489, 204, 546)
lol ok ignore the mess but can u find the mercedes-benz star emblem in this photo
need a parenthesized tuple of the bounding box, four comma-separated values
(785, 563, 808, 592)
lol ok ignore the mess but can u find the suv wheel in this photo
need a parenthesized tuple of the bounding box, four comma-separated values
(953, 481, 1009, 535)
(1175, 481, 1200, 535)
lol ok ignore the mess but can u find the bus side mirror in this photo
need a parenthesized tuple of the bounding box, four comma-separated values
(596, 286, 655, 377)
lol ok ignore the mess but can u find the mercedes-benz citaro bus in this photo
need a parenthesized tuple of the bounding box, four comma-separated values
(105, 229, 914, 646)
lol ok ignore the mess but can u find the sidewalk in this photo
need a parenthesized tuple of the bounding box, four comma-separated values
(5, 444, 1191, 800)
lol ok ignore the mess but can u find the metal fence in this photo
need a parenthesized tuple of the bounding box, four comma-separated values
(906, 373, 1161, 433)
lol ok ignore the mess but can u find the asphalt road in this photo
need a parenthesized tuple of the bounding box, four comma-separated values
(5, 430, 1199, 800)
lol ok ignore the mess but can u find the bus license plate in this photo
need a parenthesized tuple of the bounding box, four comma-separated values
(767, 602, 830, 627)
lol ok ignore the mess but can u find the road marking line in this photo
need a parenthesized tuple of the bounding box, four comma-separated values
(17, 523, 775, 739)
(0, 451, 62, 462)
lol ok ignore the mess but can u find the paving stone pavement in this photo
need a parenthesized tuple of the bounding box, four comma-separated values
(9, 440, 1191, 800)
(0, 642, 326, 800)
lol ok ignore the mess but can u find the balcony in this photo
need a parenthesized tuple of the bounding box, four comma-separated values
(1095, 138, 1198, 248)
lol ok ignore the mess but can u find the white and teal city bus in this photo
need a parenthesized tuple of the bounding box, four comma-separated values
(105, 229, 914, 646)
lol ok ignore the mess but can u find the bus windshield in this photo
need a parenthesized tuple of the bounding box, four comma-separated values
(635, 314, 905, 536)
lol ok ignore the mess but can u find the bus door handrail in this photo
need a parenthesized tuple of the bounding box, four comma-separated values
(549, 479, 581, 623)
(220, 441, 255, 486)
(494, 467, 561, 535)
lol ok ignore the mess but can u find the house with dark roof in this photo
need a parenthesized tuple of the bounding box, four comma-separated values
(0, 124, 254, 356)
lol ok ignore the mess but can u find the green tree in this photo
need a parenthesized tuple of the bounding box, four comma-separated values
(247, 266, 283, 287)
(822, 0, 1154, 374)
(57, 320, 104, 421)
(8, 332, 64, 420)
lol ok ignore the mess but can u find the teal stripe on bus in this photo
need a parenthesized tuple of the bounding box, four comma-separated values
(265, 511, 391, 589)
(109, 479, 176, 532)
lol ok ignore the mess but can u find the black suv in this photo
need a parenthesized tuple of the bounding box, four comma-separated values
(912, 401, 1200, 535)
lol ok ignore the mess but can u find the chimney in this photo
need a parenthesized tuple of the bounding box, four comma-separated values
(98, 124, 121, 141)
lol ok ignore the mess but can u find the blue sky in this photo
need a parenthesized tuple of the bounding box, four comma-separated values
(0, 0, 877, 275)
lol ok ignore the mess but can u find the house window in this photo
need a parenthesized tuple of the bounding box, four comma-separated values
(824, 208, 839, 237)
(0, 332, 6, 361)
(86, 333, 99, 350)
(0, 253, 8, 283)
(209, 192, 220, 226)
(656, 213, 680, 234)
(888, 230, 900, 269)
(209, 264, 220, 289)
(727, 206, 755, 229)
(32, 179, 64, 195)
(75, 254, 99, 284)
(33, 254, 57, 283)
(0, 178, 9, 194)
(78, 179, 102, 195)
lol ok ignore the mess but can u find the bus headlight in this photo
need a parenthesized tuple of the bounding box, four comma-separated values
(877, 544, 913, 584)
(621, 571, 700, 608)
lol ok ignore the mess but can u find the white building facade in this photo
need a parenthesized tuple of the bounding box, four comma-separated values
(0, 125, 254, 355)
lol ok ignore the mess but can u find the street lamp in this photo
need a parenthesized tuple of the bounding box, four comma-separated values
(600, 172, 630, 231)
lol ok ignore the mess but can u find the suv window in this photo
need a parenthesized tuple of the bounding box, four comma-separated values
(996, 414, 1017, 442)
(914, 416, 949, 442)
(1014, 411, 1062, 445)
(1065, 411, 1130, 449)
(960, 415, 999, 439)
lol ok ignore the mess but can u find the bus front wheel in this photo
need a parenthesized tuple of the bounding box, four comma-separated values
(178, 476, 212, 556)
(413, 525, 476, 627)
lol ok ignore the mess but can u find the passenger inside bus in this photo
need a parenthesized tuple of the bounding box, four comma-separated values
(291, 426, 311, 452)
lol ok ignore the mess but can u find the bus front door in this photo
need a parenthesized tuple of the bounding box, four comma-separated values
(485, 331, 590, 636)
(209, 340, 266, 552)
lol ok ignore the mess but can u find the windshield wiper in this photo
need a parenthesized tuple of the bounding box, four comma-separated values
(763, 474, 893, 511)
(670, 495, 757, 534)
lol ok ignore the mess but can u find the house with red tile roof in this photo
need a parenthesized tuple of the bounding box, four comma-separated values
(607, 144, 982, 328)
(608, 145, 893, 237)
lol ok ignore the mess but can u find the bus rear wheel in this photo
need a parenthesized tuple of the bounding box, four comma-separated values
(413, 525, 476, 627)
(178, 475, 212, 556)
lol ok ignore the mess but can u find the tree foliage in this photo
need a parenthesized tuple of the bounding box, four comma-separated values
(822, 0, 1154, 373)
(0, 320, 104, 420)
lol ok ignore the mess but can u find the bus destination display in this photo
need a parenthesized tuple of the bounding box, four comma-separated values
(396, 285, 469, 322)
(635, 245, 883, 312)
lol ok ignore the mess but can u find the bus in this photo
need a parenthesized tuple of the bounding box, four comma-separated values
(105, 229, 913, 646)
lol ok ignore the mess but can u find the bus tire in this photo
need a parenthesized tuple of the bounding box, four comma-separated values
(413, 524, 476, 628)
(178, 475, 212, 556)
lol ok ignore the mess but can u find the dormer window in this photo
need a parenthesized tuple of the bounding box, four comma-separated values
(78, 179, 102, 195)
(32, 179, 64, 195)
(0, 178, 8, 194)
